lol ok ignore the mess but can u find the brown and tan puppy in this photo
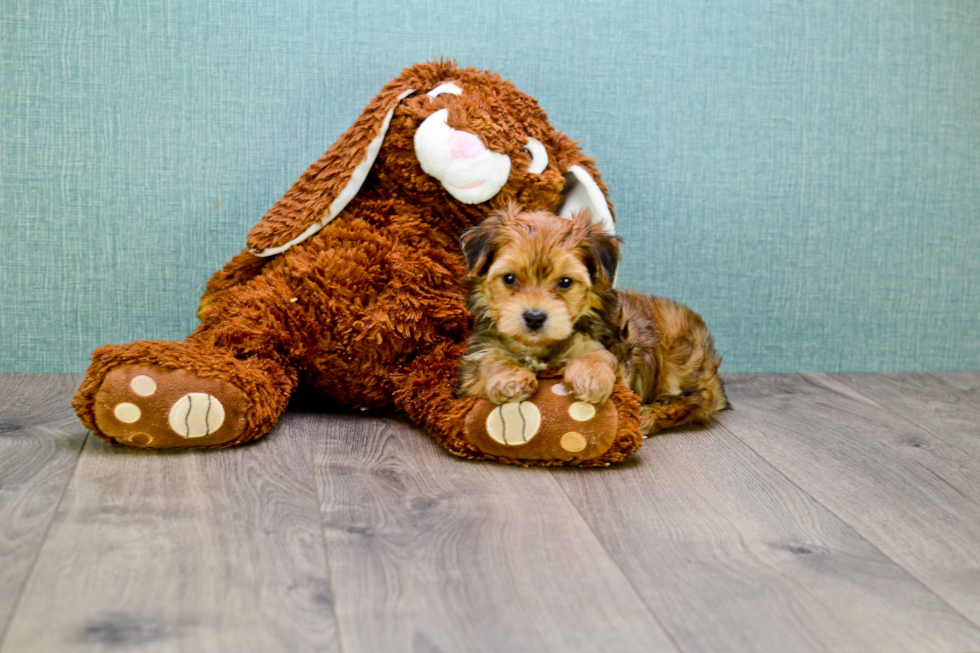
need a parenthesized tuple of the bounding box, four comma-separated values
(457, 205, 728, 435)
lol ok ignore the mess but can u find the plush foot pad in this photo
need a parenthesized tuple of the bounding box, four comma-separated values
(463, 378, 619, 463)
(92, 364, 249, 448)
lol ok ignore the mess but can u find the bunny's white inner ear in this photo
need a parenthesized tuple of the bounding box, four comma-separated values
(427, 82, 463, 97)
(525, 138, 548, 174)
(557, 165, 615, 234)
(255, 88, 416, 257)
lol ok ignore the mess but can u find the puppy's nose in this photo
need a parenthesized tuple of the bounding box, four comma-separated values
(523, 309, 548, 331)
(449, 129, 485, 159)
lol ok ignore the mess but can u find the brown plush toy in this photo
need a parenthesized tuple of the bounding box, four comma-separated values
(72, 61, 643, 466)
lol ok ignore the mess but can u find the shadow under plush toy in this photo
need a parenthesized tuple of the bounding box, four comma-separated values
(72, 60, 644, 466)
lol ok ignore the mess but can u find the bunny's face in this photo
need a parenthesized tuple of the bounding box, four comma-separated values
(374, 63, 615, 232)
(411, 77, 558, 206)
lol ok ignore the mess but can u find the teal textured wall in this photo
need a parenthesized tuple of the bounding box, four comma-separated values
(2, 0, 978, 373)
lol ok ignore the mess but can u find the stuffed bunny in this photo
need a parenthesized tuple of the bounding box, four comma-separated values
(72, 61, 642, 466)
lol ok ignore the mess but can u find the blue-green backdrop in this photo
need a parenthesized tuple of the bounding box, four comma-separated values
(2, 0, 978, 373)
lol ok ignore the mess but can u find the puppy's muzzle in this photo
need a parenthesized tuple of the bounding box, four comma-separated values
(522, 309, 548, 331)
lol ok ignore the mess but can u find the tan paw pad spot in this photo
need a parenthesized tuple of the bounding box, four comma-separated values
(486, 401, 541, 445)
(113, 403, 141, 423)
(560, 431, 588, 453)
(126, 433, 153, 446)
(568, 401, 596, 422)
(130, 375, 157, 396)
(168, 393, 225, 438)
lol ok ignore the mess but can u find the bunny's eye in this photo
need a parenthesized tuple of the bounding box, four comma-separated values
(557, 277, 574, 289)
(503, 273, 517, 286)
(524, 137, 548, 174)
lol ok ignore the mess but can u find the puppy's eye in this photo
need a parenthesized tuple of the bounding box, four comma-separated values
(558, 277, 574, 289)
(503, 273, 517, 286)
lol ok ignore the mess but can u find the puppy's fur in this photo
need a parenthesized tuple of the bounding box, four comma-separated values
(456, 205, 728, 435)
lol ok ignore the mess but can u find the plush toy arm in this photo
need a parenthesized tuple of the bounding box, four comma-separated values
(390, 343, 643, 467)
(390, 342, 486, 459)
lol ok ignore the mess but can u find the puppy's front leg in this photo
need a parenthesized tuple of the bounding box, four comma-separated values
(485, 362, 538, 404)
(564, 349, 619, 404)
(458, 349, 538, 404)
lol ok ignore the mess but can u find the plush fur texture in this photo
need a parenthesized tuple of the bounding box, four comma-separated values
(72, 61, 645, 466)
(457, 207, 728, 434)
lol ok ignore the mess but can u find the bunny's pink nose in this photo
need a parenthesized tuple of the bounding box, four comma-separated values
(449, 130, 485, 159)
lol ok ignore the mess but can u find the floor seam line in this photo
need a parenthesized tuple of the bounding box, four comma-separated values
(546, 469, 686, 653)
(0, 429, 88, 649)
(307, 415, 349, 653)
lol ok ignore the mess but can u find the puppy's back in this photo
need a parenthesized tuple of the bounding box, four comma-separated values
(614, 289, 728, 414)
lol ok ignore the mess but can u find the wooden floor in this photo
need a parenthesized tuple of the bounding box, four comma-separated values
(2, 373, 980, 652)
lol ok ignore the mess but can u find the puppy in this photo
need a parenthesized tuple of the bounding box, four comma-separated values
(456, 204, 728, 435)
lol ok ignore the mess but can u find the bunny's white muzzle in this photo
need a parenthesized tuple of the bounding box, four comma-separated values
(413, 109, 512, 204)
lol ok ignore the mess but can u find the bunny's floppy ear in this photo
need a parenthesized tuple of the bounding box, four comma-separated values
(558, 165, 615, 236)
(245, 82, 417, 257)
(550, 136, 616, 236)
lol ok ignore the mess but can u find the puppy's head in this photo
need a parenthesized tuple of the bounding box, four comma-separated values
(461, 204, 619, 346)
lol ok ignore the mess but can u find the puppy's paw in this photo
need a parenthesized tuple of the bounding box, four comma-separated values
(486, 368, 538, 404)
(564, 359, 617, 404)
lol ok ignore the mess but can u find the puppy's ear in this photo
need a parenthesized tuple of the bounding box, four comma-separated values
(460, 209, 511, 274)
(574, 210, 621, 285)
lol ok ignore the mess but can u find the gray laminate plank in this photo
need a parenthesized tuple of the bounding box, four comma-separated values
(551, 418, 980, 653)
(932, 371, 980, 396)
(719, 373, 980, 629)
(0, 374, 87, 647)
(307, 409, 678, 653)
(833, 372, 980, 464)
(1, 411, 339, 653)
